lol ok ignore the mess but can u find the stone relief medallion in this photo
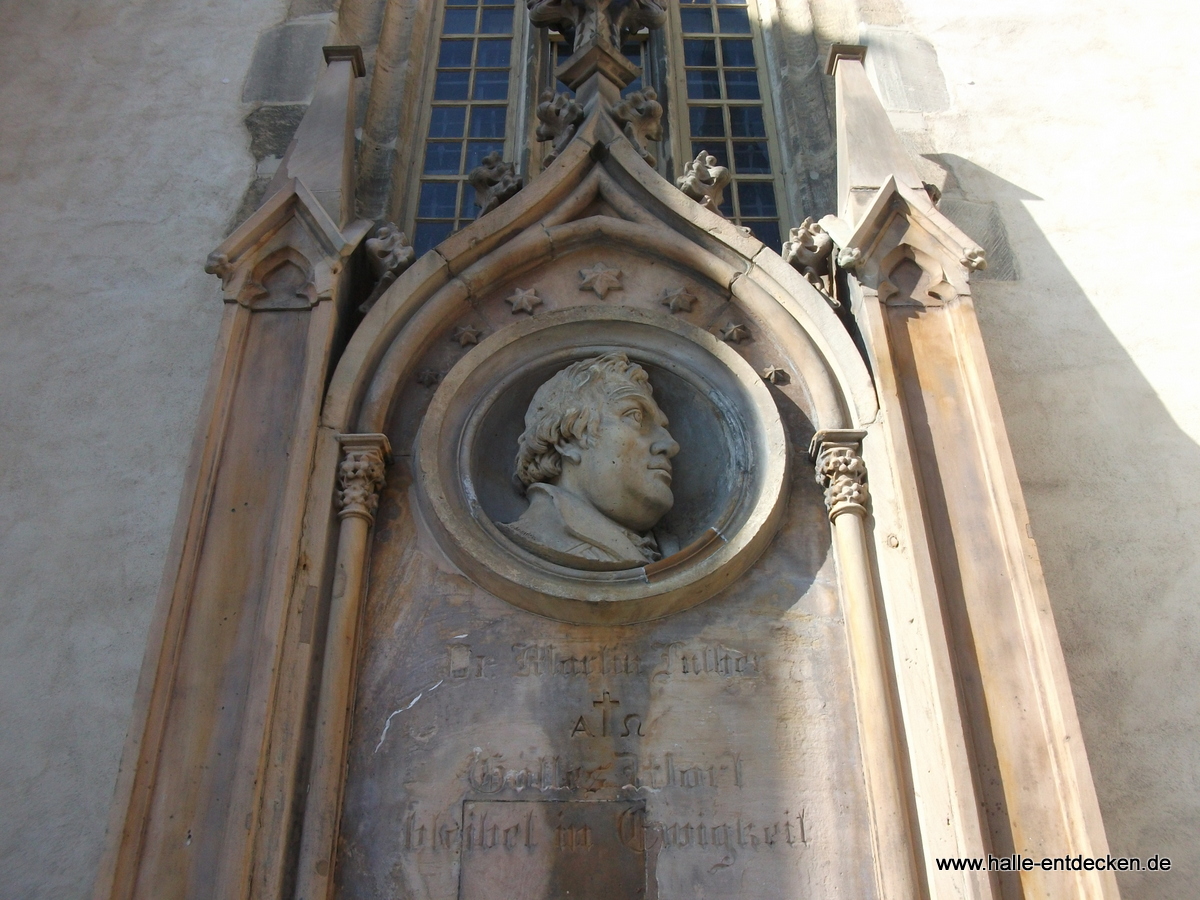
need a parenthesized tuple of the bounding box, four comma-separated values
(414, 306, 789, 624)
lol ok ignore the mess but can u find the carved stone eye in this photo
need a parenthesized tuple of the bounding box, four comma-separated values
(623, 407, 643, 425)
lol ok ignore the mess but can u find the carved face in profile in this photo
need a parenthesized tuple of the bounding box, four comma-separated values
(501, 354, 680, 569)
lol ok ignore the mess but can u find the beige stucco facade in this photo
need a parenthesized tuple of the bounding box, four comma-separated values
(0, 0, 1195, 897)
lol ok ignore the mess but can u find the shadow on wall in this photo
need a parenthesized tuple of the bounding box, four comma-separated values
(931, 153, 1200, 898)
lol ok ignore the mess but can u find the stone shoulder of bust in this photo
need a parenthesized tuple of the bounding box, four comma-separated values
(502, 353, 679, 571)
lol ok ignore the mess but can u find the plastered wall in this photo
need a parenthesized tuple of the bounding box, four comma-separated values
(0, 0, 287, 896)
(0, 0, 1195, 897)
(832, 3, 1200, 895)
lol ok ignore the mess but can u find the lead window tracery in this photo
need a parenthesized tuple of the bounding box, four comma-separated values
(669, 0, 786, 249)
(409, 0, 522, 256)
(404, 0, 788, 253)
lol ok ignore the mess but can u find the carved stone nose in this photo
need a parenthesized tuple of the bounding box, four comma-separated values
(652, 431, 680, 459)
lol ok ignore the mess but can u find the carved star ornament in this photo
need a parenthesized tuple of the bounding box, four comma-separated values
(578, 262, 624, 299)
(660, 286, 697, 313)
(506, 287, 544, 314)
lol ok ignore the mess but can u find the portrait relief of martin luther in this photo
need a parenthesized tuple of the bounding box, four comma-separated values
(498, 353, 680, 570)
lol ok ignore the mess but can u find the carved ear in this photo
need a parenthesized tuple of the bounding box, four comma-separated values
(556, 441, 583, 465)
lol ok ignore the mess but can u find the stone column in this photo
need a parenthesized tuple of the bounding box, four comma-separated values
(297, 433, 390, 900)
(812, 430, 920, 900)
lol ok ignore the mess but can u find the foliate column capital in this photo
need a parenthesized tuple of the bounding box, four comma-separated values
(336, 434, 391, 523)
(810, 429, 869, 520)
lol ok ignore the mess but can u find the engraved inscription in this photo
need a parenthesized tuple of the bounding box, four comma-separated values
(467, 750, 744, 793)
(509, 642, 765, 679)
(653, 641, 763, 678)
(456, 801, 649, 899)
(447, 644, 495, 680)
(619, 808, 809, 854)
(571, 690, 629, 738)
(403, 805, 807, 857)
(513, 643, 643, 676)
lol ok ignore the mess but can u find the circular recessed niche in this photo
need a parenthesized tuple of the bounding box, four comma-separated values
(414, 306, 789, 624)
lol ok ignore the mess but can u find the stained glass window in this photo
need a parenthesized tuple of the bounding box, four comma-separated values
(412, 0, 518, 256)
(674, 0, 783, 249)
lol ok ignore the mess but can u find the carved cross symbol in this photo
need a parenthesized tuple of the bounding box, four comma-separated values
(593, 690, 619, 736)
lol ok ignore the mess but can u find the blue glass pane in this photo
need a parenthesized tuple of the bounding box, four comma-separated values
(423, 142, 462, 175)
(692, 142, 728, 168)
(446, 0, 474, 5)
(717, 0, 748, 5)
(434, 70, 469, 100)
(460, 188, 480, 219)
(482, 0, 513, 4)
(439, 40, 473, 67)
(733, 141, 770, 173)
(473, 70, 509, 99)
(469, 106, 507, 137)
(689, 106, 725, 137)
(443, 9, 476, 33)
(684, 39, 717, 67)
(718, 194, 734, 217)
(687, 70, 721, 99)
(466, 140, 505, 170)
(738, 182, 777, 217)
(729, 106, 765, 137)
(414, 222, 454, 256)
(717, 8, 751, 32)
(476, 39, 510, 67)
(428, 107, 465, 138)
(622, 76, 643, 97)
(721, 38, 755, 67)
(747, 220, 781, 249)
(680, 9, 713, 32)
(621, 42, 643, 66)
(724, 70, 760, 99)
(418, 182, 458, 218)
(479, 8, 512, 33)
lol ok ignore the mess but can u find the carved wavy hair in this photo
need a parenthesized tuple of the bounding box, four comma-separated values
(513, 353, 655, 490)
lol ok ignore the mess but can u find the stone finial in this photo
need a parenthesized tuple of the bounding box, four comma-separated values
(204, 251, 233, 282)
(677, 150, 732, 215)
(467, 152, 523, 218)
(336, 437, 389, 523)
(528, 0, 665, 54)
(359, 222, 416, 315)
(810, 430, 869, 520)
(536, 90, 587, 168)
(610, 87, 663, 166)
(836, 246, 863, 270)
(366, 223, 416, 283)
(961, 247, 987, 271)
(782, 217, 834, 288)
